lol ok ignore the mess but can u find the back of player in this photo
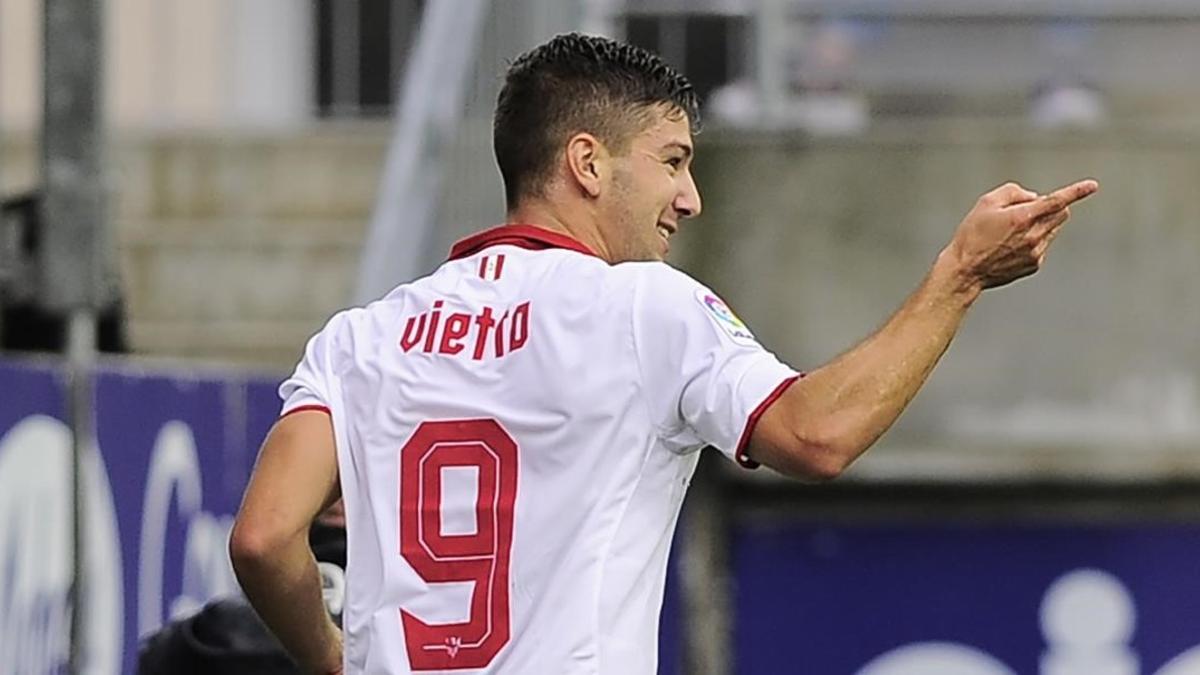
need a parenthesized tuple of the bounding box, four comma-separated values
(280, 226, 798, 674)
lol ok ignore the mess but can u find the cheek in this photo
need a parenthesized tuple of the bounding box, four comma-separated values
(661, 172, 683, 203)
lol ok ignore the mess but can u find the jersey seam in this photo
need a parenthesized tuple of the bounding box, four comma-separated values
(321, 314, 368, 672)
(628, 270, 683, 442)
(591, 431, 660, 675)
(594, 270, 668, 674)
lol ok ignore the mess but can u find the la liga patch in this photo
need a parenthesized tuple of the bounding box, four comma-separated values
(694, 289, 757, 344)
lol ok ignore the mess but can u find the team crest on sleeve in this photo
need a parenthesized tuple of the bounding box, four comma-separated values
(694, 288, 757, 344)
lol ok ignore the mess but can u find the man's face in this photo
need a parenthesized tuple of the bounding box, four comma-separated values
(599, 107, 702, 263)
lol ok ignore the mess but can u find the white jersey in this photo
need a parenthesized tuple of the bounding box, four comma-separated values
(280, 225, 798, 674)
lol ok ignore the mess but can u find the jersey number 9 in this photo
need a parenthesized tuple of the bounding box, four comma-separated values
(399, 419, 518, 670)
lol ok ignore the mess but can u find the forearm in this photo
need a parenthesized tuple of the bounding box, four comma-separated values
(232, 535, 342, 674)
(788, 248, 981, 469)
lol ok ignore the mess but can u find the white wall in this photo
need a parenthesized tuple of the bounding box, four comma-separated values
(0, 0, 40, 131)
(0, 0, 312, 132)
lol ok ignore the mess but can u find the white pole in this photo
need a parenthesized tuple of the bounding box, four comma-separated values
(42, 0, 107, 670)
(66, 311, 97, 674)
(353, 0, 492, 303)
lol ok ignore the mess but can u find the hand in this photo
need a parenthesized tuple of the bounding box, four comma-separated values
(945, 179, 1099, 291)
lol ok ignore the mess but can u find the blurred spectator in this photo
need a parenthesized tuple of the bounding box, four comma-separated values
(786, 19, 869, 135)
(1029, 21, 1107, 129)
(137, 597, 299, 675)
(707, 76, 762, 128)
(138, 501, 347, 674)
(707, 18, 868, 135)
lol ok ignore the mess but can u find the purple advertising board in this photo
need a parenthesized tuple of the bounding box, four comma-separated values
(734, 521, 1200, 674)
(0, 357, 282, 674)
(93, 365, 282, 674)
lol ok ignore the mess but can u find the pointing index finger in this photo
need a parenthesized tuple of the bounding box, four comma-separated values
(1026, 179, 1100, 218)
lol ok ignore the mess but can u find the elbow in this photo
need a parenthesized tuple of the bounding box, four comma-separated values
(748, 396, 872, 481)
(794, 440, 852, 482)
(777, 427, 862, 482)
(228, 519, 280, 577)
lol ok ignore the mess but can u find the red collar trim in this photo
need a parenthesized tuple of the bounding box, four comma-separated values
(447, 224, 600, 261)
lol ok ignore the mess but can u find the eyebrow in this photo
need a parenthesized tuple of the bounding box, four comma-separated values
(663, 142, 693, 159)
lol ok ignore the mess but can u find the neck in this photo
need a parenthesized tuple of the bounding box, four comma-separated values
(506, 199, 613, 262)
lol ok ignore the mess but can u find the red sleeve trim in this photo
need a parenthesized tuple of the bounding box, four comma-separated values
(733, 374, 803, 469)
(280, 404, 331, 419)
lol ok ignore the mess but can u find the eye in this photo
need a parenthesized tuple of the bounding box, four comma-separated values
(665, 156, 684, 170)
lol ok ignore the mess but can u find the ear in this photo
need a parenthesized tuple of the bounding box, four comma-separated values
(565, 132, 607, 199)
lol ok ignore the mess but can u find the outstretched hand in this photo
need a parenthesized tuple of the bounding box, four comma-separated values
(946, 179, 1099, 291)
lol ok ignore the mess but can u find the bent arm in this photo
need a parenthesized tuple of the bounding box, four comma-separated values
(747, 179, 1099, 480)
(748, 250, 978, 479)
(230, 410, 343, 674)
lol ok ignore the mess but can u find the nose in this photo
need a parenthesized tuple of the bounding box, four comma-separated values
(674, 169, 702, 219)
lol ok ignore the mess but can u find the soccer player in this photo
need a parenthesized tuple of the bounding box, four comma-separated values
(230, 33, 1098, 674)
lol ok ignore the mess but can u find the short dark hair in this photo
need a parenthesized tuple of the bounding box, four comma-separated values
(493, 33, 700, 209)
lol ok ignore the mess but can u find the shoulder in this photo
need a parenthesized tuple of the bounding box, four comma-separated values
(596, 263, 705, 338)
(618, 263, 761, 347)
(312, 306, 360, 343)
(301, 305, 376, 365)
(610, 261, 706, 303)
(615, 262, 725, 318)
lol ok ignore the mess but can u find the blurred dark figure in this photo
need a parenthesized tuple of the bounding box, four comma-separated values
(0, 192, 126, 353)
(137, 597, 300, 675)
(138, 503, 346, 674)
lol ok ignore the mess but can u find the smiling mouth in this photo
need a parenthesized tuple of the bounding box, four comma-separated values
(655, 224, 675, 256)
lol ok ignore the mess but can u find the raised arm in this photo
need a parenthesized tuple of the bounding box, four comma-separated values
(747, 179, 1099, 480)
(229, 409, 344, 674)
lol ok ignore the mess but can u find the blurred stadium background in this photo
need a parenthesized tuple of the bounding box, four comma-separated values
(2, 0, 1200, 673)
